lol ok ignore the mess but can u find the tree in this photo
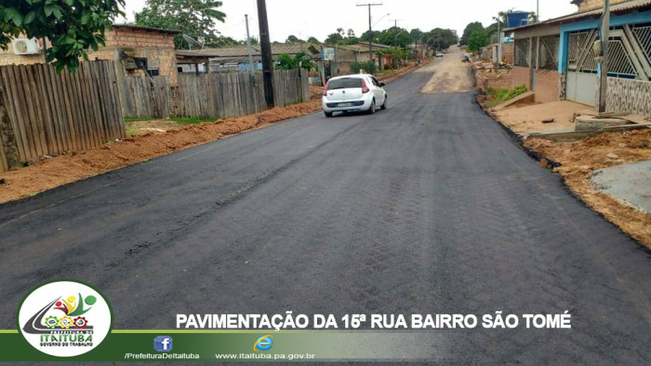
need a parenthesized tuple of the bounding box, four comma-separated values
(423, 28, 458, 50)
(135, 0, 226, 49)
(528, 12, 539, 23)
(243, 36, 259, 45)
(286, 35, 302, 43)
(307, 36, 320, 44)
(360, 30, 382, 44)
(324, 32, 344, 45)
(460, 21, 484, 46)
(410, 28, 424, 42)
(276, 52, 315, 71)
(377, 27, 412, 49)
(467, 29, 489, 53)
(347, 29, 355, 38)
(0, 1, 125, 72)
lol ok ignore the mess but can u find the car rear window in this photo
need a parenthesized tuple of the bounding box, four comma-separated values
(328, 78, 362, 90)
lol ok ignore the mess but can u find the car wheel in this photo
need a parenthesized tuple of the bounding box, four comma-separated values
(368, 99, 376, 114)
(324, 111, 333, 118)
(381, 96, 388, 110)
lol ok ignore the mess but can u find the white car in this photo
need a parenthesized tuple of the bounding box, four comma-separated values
(322, 74, 388, 117)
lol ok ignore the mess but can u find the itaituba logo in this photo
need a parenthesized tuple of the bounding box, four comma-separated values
(17, 280, 112, 357)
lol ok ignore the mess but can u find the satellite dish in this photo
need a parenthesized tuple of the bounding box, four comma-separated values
(182, 34, 204, 49)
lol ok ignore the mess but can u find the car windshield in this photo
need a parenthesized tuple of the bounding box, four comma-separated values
(328, 78, 362, 90)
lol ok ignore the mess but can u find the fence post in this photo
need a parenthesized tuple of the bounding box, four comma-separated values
(0, 88, 19, 169)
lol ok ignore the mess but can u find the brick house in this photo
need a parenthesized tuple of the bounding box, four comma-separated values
(0, 24, 180, 84)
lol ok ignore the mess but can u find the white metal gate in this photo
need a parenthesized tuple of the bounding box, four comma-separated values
(566, 30, 598, 106)
(566, 24, 651, 106)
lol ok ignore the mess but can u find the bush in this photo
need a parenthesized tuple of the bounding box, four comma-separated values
(485, 85, 528, 107)
(351, 61, 377, 75)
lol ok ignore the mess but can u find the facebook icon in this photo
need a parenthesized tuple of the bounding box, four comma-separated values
(154, 336, 173, 352)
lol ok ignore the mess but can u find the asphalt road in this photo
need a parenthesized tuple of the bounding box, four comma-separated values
(2, 52, 651, 364)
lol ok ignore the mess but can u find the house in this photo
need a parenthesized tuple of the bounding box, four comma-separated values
(350, 42, 393, 69)
(175, 43, 320, 74)
(0, 25, 180, 84)
(506, 0, 651, 114)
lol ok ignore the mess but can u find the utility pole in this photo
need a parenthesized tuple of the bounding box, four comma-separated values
(598, 0, 610, 113)
(392, 19, 399, 69)
(357, 2, 383, 69)
(537, 0, 540, 23)
(256, 0, 275, 108)
(497, 19, 501, 63)
(245, 14, 259, 112)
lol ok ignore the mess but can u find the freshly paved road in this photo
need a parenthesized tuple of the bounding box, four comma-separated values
(2, 51, 651, 364)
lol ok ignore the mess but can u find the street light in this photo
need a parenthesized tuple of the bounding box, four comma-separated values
(373, 13, 391, 28)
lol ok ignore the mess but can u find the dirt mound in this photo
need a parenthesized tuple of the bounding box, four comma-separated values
(0, 100, 322, 205)
(525, 129, 651, 248)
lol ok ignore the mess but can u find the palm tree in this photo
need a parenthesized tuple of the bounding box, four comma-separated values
(528, 12, 539, 23)
(276, 52, 315, 71)
(204, 1, 226, 22)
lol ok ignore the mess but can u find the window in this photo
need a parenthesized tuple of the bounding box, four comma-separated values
(328, 78, 363, 90)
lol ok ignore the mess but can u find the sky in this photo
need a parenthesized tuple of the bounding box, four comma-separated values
(119, 0, 578, 43)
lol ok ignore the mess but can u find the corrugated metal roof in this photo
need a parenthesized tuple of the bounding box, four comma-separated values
(113, 24, 181, 34)
(176, 43, 320, 59)
(505, 0, 651, 32)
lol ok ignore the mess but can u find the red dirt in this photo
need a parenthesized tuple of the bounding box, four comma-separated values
(0, 100, 322, 204)
(525, 130, 651, 248)
(0, 63, 421, 205)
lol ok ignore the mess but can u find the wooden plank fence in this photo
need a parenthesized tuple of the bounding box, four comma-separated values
(0, 61, 125, 173)
(121, 69, 310, 119)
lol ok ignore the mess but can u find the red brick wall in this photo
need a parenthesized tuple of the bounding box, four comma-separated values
(104, 28, 176, 49)
(534, 70, 560, 103)
(502, 43, 514, 65)
(511, 66, 531, 89)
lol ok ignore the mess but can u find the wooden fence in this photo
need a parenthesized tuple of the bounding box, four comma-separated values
(0, 61, 125, 173)
(120, 69, 310, 119)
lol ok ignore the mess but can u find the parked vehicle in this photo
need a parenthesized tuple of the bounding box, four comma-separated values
(461, 55, 471, 63)
(435, 52, 444, 58)
(322, 74, 388, 117)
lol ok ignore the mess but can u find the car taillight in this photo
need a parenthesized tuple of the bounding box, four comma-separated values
(361, 79, 370, 93)
(322, 82, 329, 96)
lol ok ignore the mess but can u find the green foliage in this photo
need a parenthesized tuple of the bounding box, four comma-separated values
(170, 117, 215, 124)
(467, 29, 489, 53)
(350, 60, 376, 75)
(378, 27, 411, 49)
(324, 32, 344, 45)
(485, 85, 528, 107)
(275, 52, 315, 71)
(135, 0, 226, 49)
(409, 28, 423, 41)
(307, 36, 320, 44)
(360, 30, 381, 44)
(286, 35, 302, 44)
(422, 28, 458, 50)
(0, 0, 125, 72)
(460, 21, 484, 46)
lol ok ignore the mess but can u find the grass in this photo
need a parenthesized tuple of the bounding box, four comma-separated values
(123, 116, 218, 138)
(169, 117, 216, 125)
(123, 116, 154, 123)
(485, 85, 528, 108)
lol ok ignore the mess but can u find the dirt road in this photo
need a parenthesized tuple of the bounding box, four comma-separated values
(420, 46, 474, 93)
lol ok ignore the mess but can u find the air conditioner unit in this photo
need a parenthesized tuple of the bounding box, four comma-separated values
(13, 38, 41, 55)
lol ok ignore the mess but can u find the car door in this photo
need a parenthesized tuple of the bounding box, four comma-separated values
(370, 76, 385, 105)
